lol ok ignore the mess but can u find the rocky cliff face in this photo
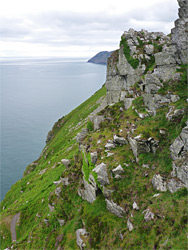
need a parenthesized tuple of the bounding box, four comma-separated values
(0, 1, 187, 250)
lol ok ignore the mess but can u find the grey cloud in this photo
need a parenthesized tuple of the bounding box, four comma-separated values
(0, 0, 178, 51)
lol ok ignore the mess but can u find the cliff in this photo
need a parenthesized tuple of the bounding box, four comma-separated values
(1, 1, 187, 249)
(87, 51, 113, 65)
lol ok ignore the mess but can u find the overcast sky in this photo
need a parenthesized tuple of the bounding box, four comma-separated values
(0, 0, 179, 58)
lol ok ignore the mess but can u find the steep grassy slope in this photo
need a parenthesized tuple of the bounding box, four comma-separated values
(0, 62, 187, 249)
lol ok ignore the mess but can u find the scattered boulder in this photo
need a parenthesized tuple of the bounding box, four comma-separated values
(61, 159, 70, 167)
(105, 199, 125, 217)
(112, 165, 125, 175)
(113, 135, 127, 145)
(129, 136, 159, 159)
(90, 152, 98, 165)
(55, 187, 62, 197)
(144, 44, 154, 55)
(92, 163, 109, 186)
(171, 157, 188, 187)
(167, 178, 184, 193)
(39, 168, 47, 175)
(78, 176, 97, 203)
(76, 128, 88, 144)
(61, 177, 69, 186)
(124, 98, 135, 110)
(143, 208, 155, 222)
(127, 218, 134, 231)
(166, 108, 184, 121)
(89, 115, 105, 131)
(58, 219, 65, 226)
(133, 201, 139, 210)
(76, 228, 88, 250)
(170, 124, 188, 160)
(105, 142, 116, 150)
(152, 174, 167, 192)
(115, 174, 122, 179)
(48, 204, 54, 212)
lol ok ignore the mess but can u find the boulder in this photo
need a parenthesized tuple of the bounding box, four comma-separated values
(105, 199, 125, 217)
(171, 157, 188, 187)
(89, 115, 105, 131)
(124, 98, 135, 110)
(92, 163, 109, 186)
(167, 178, 184, 193)
(78, 176, 97, 204)
(144, 44, 154, 55)
(90, 152, 98, 165)
(61, 159, 70, 167)
(127, 218, 134, 231)
(105, 142, 116, 150)
(61, 177, 69, 186)
(76, 128, 88, 143)
(48, 204, 54, 212)
(112, 165, 125, 175)
(133, 201, 139, 210)
(170, 124, 188, 160)
(58, 219, 65, 226)
(152, 174, 167, 192)
(143, 208, 155, 222)
(76, 228, 88, 250)
(55, 187, 62, 197)
(154, 52, 176, 66)
(113, 135, 127, 145)
(103, 187, 114, 198)
(129, 136, 159, 158)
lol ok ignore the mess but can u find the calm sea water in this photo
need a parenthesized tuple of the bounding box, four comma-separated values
(0, 57, 106, 200)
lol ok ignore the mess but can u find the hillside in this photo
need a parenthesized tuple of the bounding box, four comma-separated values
(1, 0, 188, 249)
(87, 51, 113, 65)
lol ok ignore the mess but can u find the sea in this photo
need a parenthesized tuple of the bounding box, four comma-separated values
(0, 57, 106, 200)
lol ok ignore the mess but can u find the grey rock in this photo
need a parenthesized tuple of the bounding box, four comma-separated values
(76, 228, 88, 250)
(144, 44, 154, 55)
(113, 135, 127, 145)
(112, 165, 125, 175)
(48, 204, 54, 212)
(58, 219, 65, 226)
(155, 52, 176, 66)
(89, 115, 105, 131)
(92, 163, 109, 186)
(171, 157, 188, 187)
(107, 152, 114, 157)
(39, 168, 47, 175)
(61, 177, 69, 186)
(129, 136, 159, 158)
(152, 174, 167, 192)
(103, 187, 114, 198)
(127, 218, 134, 231)
(61, 159, 70, 167)
(55, 187, 62, 197)
(78, 176, 97, 203)
(105, 199, 125, 217)
(143, 209, 155, 222)
(76, 128, 88, 143)
(105, 142, 116, 150)
(167, 178, 184, 193)
(114, 174, 122, 179)
(124, 98, 135, 110)
(133, 201, 139, 210)
(90, 152, 98, 165)
(170, 124, 188, 160)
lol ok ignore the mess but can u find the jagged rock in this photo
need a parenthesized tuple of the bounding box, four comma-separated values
(124, 98, 135, 110)
(143, 208, 155, 221)
(115, 174, 122, 179)
(167, 178, 184, 193)
(105, 142, 116, 150)
(113, 135, 127, 145)
(90, 152, 98, 165)
(103, 187, 114, 198)
(135, 109, 148, 119)
(58, 219, 65, 226)
(171, 0, 188, 64)
(76, 128, 88, 143)
(144, 44, 154, 55)
(78, 176, 97, 203)
(129, 136, 159, 158)
(92, 163, 109, 186)
(55, 187, 62, 197)
(61, 178, 69, 186)
(127, 218, 134, 231)
(133, 201, 139, 210)
(61, 159, 70, 167)
(141, 74, 162, 94)
(152, 174, 167, 192)
(166, 108, 184, 121)
(76, 228, 88, 250)
(155, 52, 176, 66)
(39, 168, 47, 175)
(170, 124, 188, 160)
(105, 199, 125, 217)
(48, 204, 54, 212)
(112, 165, 125, 175)
(171, 157, 188, 187)
(107, 152, 114, 157)
(89, 115, 105, 131)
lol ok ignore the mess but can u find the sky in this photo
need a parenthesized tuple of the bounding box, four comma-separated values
(0, 0, 179, 58)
